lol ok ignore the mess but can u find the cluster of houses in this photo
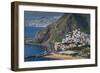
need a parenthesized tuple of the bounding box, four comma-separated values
(54, 28, 90, 52)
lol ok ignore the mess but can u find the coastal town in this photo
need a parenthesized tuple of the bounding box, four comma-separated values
(25, 28, 90, 60)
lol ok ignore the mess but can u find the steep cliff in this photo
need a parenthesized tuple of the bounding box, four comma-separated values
(31, 13, 90, 49)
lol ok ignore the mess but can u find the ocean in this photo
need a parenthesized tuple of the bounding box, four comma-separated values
(24, 26, 54, 61)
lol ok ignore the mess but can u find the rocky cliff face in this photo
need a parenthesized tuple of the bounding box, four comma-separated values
(31, 13, 90, 49)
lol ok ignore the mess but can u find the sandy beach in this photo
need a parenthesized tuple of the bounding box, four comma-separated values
(44, 53, 79, 60)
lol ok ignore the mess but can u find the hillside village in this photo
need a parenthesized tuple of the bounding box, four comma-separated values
(54, 28, 90, 52)
(53, 28, 90, 58)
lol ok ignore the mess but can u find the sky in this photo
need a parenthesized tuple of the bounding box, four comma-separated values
(24, 11, 64, 27)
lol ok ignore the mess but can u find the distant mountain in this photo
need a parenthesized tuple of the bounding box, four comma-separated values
(25, 16, 62, 27)
(24, 11, 64, 27)
(31, 13, 90, 49)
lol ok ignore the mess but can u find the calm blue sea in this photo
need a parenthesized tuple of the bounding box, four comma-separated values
(24, 26, 42, 37)
(24, 44, 54, 61)
(24, 26, 54, 61)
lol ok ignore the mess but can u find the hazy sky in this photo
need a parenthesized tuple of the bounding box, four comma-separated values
(24, 11, 64, 27)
